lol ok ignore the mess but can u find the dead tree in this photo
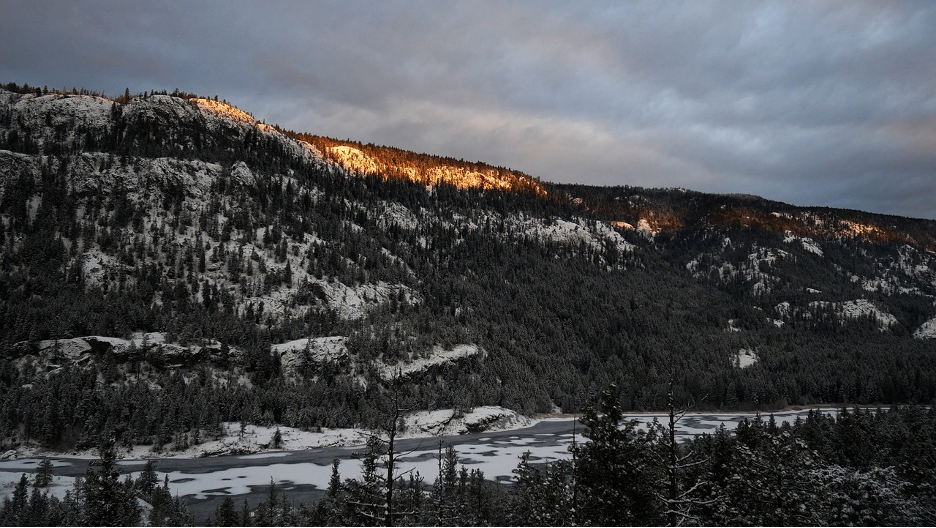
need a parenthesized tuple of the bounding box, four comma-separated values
(648, 378, 717, 526)
(348, 369, 423, 527)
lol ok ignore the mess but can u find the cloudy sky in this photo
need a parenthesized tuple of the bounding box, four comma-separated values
(3, 1, 935, 218)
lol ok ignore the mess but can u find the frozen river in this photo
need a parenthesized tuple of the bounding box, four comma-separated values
(0, 408, 840, 522)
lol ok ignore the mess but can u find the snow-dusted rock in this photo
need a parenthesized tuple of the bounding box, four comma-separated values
(379, 344, 484, 380)
(914, 316, 936, 340)
(808, 299, 898, 329)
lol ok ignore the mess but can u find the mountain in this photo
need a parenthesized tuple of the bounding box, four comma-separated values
(1, 82, 935, 452)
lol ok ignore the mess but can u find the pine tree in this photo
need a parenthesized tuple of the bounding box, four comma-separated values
(33, 459, 54, 488)
(573, 384, 658, 526)
(79, 438, 141, 526)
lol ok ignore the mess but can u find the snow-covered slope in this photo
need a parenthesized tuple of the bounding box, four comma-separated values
(808, 299, 898, 329)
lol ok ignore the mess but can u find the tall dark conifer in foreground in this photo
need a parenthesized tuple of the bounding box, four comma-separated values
(572, 385, 658, 526)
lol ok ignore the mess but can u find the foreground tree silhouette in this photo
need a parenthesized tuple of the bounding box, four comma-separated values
(78, 439, 140, 526)
(646, 380, 715, 525)
(573, 384, 658, 526)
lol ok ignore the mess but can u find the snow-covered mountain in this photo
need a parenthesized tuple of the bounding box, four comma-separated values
(1, 83, 935, 453)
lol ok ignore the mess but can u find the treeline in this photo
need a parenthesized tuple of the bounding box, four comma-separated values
(0, 441, 192, 526)
(206, 395, 936, 526)
(1, 80, 228, 107)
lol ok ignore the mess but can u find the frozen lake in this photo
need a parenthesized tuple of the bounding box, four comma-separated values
(0, 408, 842, 522)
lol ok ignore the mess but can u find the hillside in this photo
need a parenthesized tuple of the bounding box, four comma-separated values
(1, 82, 935, 453)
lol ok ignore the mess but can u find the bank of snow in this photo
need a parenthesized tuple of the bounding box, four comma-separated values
(185, 406, 530, 458)
(10, 406, 531, 461)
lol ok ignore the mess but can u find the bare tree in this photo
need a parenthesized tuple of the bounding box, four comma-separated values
(348, 369, 424, 526)
(648, 378, 717, 526)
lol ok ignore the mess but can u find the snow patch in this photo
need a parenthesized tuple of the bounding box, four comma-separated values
(328, 145, 380, 175)
(379, 344, 483, 380)
(637, 218, 658, 237)
(783, 232, 824, 256)
(273, 336, 349, 376)
(913, 316, 936, 339)
(809, 299, 898, 329)
(510, 215, 634, 255)
(734, 349, 758, 369)
(190, 98, 255, 125)
(379, 201, 418, 230)
(403, 406, 533, 436)
(81, 250, 123, 287)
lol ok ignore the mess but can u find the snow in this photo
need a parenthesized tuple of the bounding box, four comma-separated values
(4, 405, 529, 464)
(913, 316, 936, 339)
(327, 145, 380, 175)
(273, 336, 349, 376)
(379, 344, 483, 380)
(307, 280, 411, 320)
(325, 145, 544, 195)
(401, 406, 531, 436)
(808, 299, 898, 329)
(0, 408, 850, 504)
(190, 98, 255, 125)
(509, 214, 634, 254)
(230, 161, 256, 186)
(747, 247, 788, 266)
(4, 92, 113, 150)
(0, 90, 324, 182)
(734, 349, 758, 368)
(896, 245, 935, 281)
(838, 220, 884, 238)
(637, 218, 658, 237)
(379, 201, 419, 230)
(783, 232, 824, 256)
(0, 474, 77, 502)
(81, 249, 123, 287)
(188, 423, 370, 457)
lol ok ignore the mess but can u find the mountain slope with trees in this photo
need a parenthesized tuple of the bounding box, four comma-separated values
(1, 81, 935, 454)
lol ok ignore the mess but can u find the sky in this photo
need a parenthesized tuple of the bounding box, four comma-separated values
(2, 1, 935, 219)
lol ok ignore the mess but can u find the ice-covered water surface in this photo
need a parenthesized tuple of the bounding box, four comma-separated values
(0, 409, 841, 502)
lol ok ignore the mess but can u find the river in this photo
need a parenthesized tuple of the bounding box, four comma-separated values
(0, 408, 842, 522)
